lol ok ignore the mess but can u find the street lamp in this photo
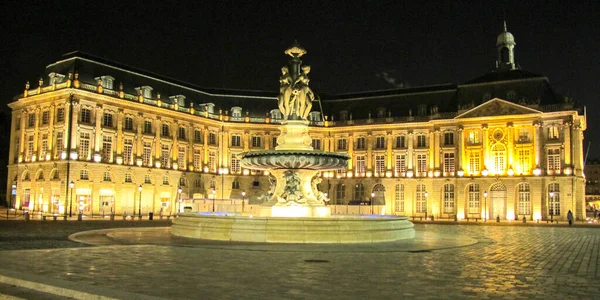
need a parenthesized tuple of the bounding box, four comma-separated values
(549, 191, 555, 223)
(212, 189, 216, 212)
(371, 192, 375, 214)
(177, 186, 182, 214)
(68, 181, 74, 217)
(138, 185, 142, 219)
(241, 190, 246, 213)
(483, 191, 488, 222)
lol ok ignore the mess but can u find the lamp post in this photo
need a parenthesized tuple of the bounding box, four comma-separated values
(177, 186, 182, 214)
(68, 181, 74, 217)
(241, 190, 246, 213)
(371, 192, 375, 214)
(212, 189, 216, 212)
(549, 191, 555, 223)
(424, 191, 428, 220)
(483, 191, 488, 222)
(10, 181, 16, 209)
(137, 185, 142, 219)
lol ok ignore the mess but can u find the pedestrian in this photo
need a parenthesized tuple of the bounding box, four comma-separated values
(567, 210, 574, 226)
(595, 209, 599, 219)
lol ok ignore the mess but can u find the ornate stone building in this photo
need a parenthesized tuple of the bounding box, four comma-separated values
(6, 25, 587, 220)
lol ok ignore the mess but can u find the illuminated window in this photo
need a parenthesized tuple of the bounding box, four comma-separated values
(162, 176, 169, 185)
(193, 149, 202, 171)
(375, 136, 385, 149)
(468, 130, 480, 144)
(469, 151, 480, 174)
(80, 170, 89, 180)
(178, 146, 186, 169)
(416, 184, 427, 213)
(375, 155, 385, 176)
(231, 154, 240, 173)
(395, 154, 406, 175)
(356, 137, 366, 150)
(79, 132, 90, 160)
(251, 136, 262, 148)
(394, 184, 404, 212)
(80, 108, 91, 124)
(55, 132, 64, 157)
(103, 172, 111, 182)
(209, 151, 216, 172)
(443, 184, 455, 213)
(548, 126, 559, 140)
(231, 135, 241, 147)
(518, 149, 530, 174)
(417, 135, 427, 147)
(518, 183, 531, 215)
(337, 138, 347, 150)
(40, 134, 48, 158)
(143, 142, 152, 166)
(356, 156, 366, 175)
(416, 154, 427, 174)
(395, 136, 406, 148)
(311, 139, 321, 150)
(548, 183, 560, 216)
(468, 184, 480, 214)
(123, 139, 133, 165)
(547, 149, 561, 173)
(443, 132, 454, 146)
(125, 174, 132, 183)
(144, 175, 152, 184)
(26, 135, 34, 161)
(443, 153, 455, 174)
(491, 144, 506, 174)
(102, 136, 112, 162)
(161, 145, 170, 167)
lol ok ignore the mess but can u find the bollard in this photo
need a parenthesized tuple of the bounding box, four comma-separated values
(24, 212, 30, 221)
(148, 212, 154, 220)
(522, 216, 526, 223)
(431, 215, 435, 222)
(63, 215, 67, 221)
(42, 216, 46, 221)
(496, 215, 500, 223)
(53, 215, 57, 221)
(454, 214, 458, 222)
(77, 212, 83, 221)
(110, 213, 115, 221)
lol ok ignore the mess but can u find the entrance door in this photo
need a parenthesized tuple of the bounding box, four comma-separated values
(490, 183, 507, 220)
(372, 184, 386, 205)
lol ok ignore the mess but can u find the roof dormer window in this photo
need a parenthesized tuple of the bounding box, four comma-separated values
(309, 111, 321, 122)
(170, 95, 186, 106)
(269, 109, 281, 119)
(95, 76, 115, 90)
(339, 110, 348, 121)
(48, 72, 65, 85)
(377, 107, 386, 118)
(202, 103, 215, 114)
(136, 86, 153, 99)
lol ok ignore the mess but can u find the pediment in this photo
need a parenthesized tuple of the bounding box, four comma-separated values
(456, 98, 542, 119)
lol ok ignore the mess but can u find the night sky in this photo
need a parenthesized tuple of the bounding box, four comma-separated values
(0, 1, 598, 156)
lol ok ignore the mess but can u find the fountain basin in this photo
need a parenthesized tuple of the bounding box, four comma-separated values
(241, 150, 350, 170)
(172, 213, 415, 243)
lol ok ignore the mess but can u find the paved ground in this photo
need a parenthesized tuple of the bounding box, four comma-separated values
(1, 208, 600, 299)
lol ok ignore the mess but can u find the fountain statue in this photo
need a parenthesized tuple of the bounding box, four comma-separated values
(171, 43, 415, 243)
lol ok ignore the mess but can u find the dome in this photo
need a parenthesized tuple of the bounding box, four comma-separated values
(496, 31, 515, 46)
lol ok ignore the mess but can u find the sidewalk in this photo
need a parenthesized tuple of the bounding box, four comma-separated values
(0, 207, 173, 222)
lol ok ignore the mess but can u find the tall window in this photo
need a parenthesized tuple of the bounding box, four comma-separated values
(27, 135, 34, 161)
(518, 128, 529, 142)
(375, 136, 385, 149)
(468, 130, 480, 144)
(395, 136, 406, 148)
(394, 184, 404, 212)
(161, 144, 170, 167)
(56, 107, 65, 123)
(416, 154, 427, 174)
(79, 132, 90, 160)
(103, 172, 111, 182)
(395, 154, 406, 175)
(443, 153, 455, 174)
(161, 124, 170, 137)
(102, 112, 113, 127)
(231, 135, 241, 147)
(101, 136, 112, 162)
(193, 149, 202, 171)
(42, 111, 49, 125)
(518, 183, 531, 215)
(336, 184, 345, 204)
(178, 127, 186, 140)
(80, 108, 91, 123)
(443, 184, 455, 213)
(143, 142, 152, 166)
(468, 184, 480, 214)
(80, 170, 89, 180)
(143, 120, 152, 134)
(547, 149, 561, 173)
(272, 136, 278, 149)
(125, 174, 132, 183)
(177, 146, 186, 169)
(163, 176, 169, 185)
(252, 136, 262, 148)
(124, 116, 134, 130)
(444, 132, 454, 146)
(548, 126, 559, 140)
(232, 181, 240, 189)
(208, 132, 217, 145)
(123, 139, 133, 165)
(469, 151, 480, 174)
(55, 132, 64, 157)
(337, 139, 347, 150)
(375, 155, 385, 175)
(518, 149, 531, 174)
(548, 183, 560, 216)
(491, 144, 506, 174)
(40, 134, 48, 158)
(417, 135, 427, 147)
(416, 184, 427, 213)
(209, 151, 216, 172)
(144, 175, 152, 184)
(312, 139, 321, 150)
(231, 154, 241, 173)
(356, 137, 366, 150)
(28, 114, 35, 127)
(356, 155, 366, 175)
(354, 183, 365, 200)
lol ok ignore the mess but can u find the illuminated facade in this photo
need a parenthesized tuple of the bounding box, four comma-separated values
(6, 26, 587, 220)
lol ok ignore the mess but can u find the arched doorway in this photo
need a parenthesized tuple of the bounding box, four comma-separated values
(372, 184, 386, 205)
(490, 182, 507, 220)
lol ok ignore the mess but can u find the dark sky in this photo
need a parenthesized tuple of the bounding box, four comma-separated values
(1, 1, 598, 156)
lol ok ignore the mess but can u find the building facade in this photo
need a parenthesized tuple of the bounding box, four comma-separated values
(6, 25, 587, 220)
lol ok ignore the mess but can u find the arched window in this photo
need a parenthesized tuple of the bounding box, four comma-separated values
(179, 177, 186, 187)
(36, 170, 44, 181)
(443, 184, 455, 214)
(194, 178, 202, 188)
(491, 144, 506, 174)
(416, 184, 427, 213)
(22, 170, 30, 181)
(468, 184, 480, 215)
(354, 183, 365, 201)
(548, 183, 560, 216)
(50, 169, 60, 180)
(232, 181, 240, 189)
(336, 183, 345, 204)
(517, 183, 531, 215)
(394, 184, 404, 212)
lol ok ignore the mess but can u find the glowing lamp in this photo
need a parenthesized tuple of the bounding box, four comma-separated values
(481, 168, 489, 177)
(533, 167, 542, 176)
(457, 169, 464, 177)
(31, 154, 37, 162)
(406, 170, 414, 178)
(189, 166, 194, 171)
(433, 170, 441, 177)
(172, 163, 178, 170)
(264, 171, 269, 176)
(366, 171, 372, 178)
(70, 151, 78, 160)
(204, 166, 209, 173)
(346, 171, 353, 178)
(507, 168, 514, 176)
(386, 171, 393, 178)
(61, 152, 67, 160)
(564, 167, 572, 175)
(155, 161, 162, 168)
(136, 159, 143, 167)
(243, 169, 250, 175)
(116, 156, 123, 165)
(45, 153, 51, 161)
(93, 153, 101, 162)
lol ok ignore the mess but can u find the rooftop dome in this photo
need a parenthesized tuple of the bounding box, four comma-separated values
(496, 21, 516, 46)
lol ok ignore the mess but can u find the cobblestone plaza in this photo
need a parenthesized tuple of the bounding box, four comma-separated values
(0, 221, 598, 299)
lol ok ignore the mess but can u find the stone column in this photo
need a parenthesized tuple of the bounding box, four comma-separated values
(457, 127, 464, 172)
(205, 129, 211, 165)
(154, 117, 162, 164)
(94, 105, 103, 153)
(533, 121, 542, 168)
(482, 125, 488, 170)
(70, 102, 80, 150)
(347, 134, 354, 170)
(172, 121, 179, 166)
(47, 104, 55, 157)
(434, 129, 440, 170)
(429, 130, 435, 170)
(366, 134, 373, 172)
(33, 107, 40, 161)
(116, 109, 124, 155)
(407, 131, 414, 171)
(563, 121, 571, 167)
(136, 113, 143, 158)
(386, 132, 393, 172)
(507, 123, 514, 170)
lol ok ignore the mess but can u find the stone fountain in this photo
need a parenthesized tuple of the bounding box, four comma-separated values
(171, 43, 415, 243)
